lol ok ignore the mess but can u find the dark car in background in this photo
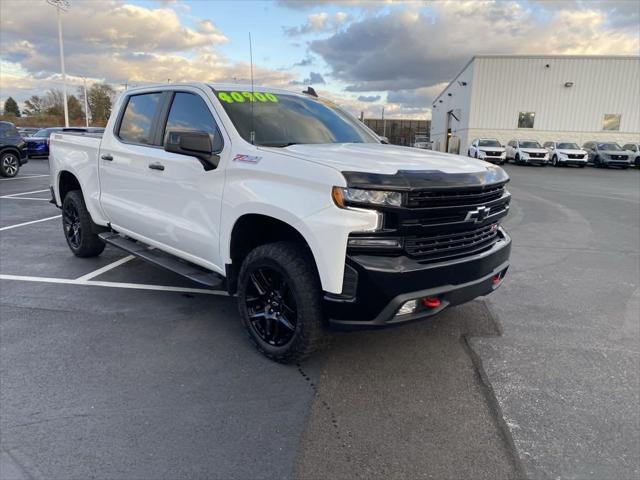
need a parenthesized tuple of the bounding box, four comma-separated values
(26, 127, 63, 159)
(25, 127, 102, 159)
(17, 127, 39, 138)
(0, 121, 28, 177)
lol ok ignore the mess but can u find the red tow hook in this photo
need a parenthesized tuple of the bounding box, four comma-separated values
(422, 297, 441, 309)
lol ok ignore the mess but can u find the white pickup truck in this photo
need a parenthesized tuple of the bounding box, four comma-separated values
(49, 83, 511, 362)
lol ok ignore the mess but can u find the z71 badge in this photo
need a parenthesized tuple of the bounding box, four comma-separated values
(233, 154, 262, 164)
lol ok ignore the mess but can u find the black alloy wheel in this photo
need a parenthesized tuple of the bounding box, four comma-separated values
(60, 190, 105, 257)
(245, 265, 298, 347)
(63, 201, 82, 249)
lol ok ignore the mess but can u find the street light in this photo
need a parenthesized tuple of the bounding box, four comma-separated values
(47, 0, 70, 127)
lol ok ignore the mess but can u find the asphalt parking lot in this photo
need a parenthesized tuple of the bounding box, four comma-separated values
(1, 160, 639, 480)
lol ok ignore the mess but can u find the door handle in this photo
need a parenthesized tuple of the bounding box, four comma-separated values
(101, 154, 113, 161)
(148, 162, 165, 171)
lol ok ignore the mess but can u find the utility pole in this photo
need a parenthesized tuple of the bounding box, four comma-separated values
(382, 107, 386, 138)
(83, 77, 89, 127)
(47, 0, 71, 127)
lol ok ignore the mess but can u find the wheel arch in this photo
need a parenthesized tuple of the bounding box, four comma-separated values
(226, 213, 320, 295)
(58, 170, 82, 203)
(0, 146, 21, 158)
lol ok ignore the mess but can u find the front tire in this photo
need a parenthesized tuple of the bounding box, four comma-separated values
(552, 155, 558, 167)
(0, 152, 20, 177)
(238, 242, 326, 363)
(62, 190, 106, 257)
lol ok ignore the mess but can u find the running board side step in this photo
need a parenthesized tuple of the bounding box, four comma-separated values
(98, 233, 225, 289)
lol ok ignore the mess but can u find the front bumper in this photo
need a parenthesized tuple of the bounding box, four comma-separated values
(325, 228, 511, 328)
(602, 158, 631, 167)
(558, 157, 587, 166)
(522, 157, 548, 165)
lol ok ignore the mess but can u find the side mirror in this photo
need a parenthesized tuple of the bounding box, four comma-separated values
(164, 130, 220, 170)
(379, 135, 389, 144)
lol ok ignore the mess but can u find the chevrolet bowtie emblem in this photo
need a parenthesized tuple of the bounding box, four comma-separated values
(465, 206, 490, 223)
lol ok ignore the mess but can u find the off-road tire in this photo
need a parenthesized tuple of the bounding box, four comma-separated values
(62, 190, 106, 257)
(237, 241, 326, 363)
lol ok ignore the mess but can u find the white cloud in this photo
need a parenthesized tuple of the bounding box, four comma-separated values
(0, 0, 296, 104)
(284, 11, 352, 35)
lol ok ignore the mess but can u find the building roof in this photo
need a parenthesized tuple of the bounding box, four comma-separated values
(432, 54, 640, 105)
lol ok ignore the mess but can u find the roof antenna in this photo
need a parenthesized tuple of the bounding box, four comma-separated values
(249, 32, 255, 145)
(303, 86, 318, 98)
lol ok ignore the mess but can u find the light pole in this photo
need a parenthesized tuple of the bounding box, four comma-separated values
(47, 0, 70, 127)
(83, 77, 89, 127)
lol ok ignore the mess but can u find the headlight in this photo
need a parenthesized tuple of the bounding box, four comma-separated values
(332, 187, 402, 208)
(520, 152, 530, 159)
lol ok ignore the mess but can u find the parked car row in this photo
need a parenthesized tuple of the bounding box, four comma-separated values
(468, 138, 639, 169)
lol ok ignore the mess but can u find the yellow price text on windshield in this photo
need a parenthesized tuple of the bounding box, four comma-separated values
(217, 91, 279, 104)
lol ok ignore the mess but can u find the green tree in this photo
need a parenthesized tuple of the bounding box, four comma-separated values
(23, 95, 45, 116)
(3, 97, 21, 117)
(44, 89, 65, 117)
(87, 83, 115, 124)
(67, 95, 84, 122)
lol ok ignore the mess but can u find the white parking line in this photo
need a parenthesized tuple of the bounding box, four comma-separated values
(75, 255, 135, 281)
(0, 174, 49, 182)
(1, 189, 49, 198)
(0, 215, 61, 232)
(0, 273, 227, 296)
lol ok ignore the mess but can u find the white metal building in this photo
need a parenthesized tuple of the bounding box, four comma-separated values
(430, 55, 640, 155)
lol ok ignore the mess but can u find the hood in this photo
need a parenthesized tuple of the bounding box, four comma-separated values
(600, 150, 628, 156)
(556, 149, 586, 155)
(479, 146, 505, 152)
(521, 148, 547, 154)
(267, 143, 491, 175)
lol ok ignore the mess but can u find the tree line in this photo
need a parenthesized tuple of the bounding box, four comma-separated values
(1, 83, 115, 128)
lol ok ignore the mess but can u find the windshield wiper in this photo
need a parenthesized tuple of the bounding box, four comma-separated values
(259, 142, 299, 148)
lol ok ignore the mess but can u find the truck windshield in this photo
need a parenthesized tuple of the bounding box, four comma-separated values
(598, 143, 622, 151)
(557, 143, 579, 149)
(479, 139, 500, 147)
(213, 90, 378, 146)
(520, 141, 541, 148)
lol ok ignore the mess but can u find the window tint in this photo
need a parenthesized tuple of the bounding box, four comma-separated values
(216, 91, 377, 146)
(164, 92, 221, 151)
(518, 112, 535, 129)
(118, 93, 162, 145)
(602, 114, 621, 131)
(0, 123, 19, 138)
(479, 139, 500, 147)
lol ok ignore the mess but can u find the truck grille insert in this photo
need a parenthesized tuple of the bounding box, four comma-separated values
(407, 183, 505, 208)
(404, 223, 500, 262)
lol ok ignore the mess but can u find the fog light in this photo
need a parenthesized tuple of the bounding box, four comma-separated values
(348, 238, 401, 248)
(396, 300, 418, 316)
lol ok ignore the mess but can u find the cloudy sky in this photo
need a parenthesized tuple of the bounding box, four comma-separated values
(1, 0, 638, 119)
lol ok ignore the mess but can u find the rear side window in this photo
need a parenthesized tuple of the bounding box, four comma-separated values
(0, 123, 19, 138)
(163, 92, 222, 151)
(118, 93, 162, 145)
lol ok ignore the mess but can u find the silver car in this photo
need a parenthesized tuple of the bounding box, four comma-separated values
(582, 141, 632, 169)
(622, 143, 640, 168)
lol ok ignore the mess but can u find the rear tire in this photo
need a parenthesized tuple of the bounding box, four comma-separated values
(237, 241, 326, 363)
(0, 152, 20, 177)
(62, 190, 106, 257)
